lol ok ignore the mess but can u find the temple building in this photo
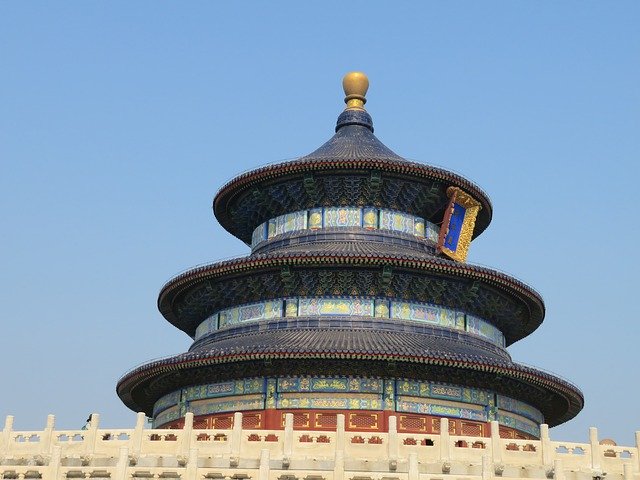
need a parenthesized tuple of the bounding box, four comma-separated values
(116, 72, 583, 440)
(2, 72, 637, 480)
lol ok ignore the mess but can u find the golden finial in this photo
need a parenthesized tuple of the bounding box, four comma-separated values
(342, 71, 369, 110)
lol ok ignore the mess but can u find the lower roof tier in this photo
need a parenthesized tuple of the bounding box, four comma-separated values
(158, 409, 540, 440)
(116, 325, 583, 428)
(158, 242, 545, 346)
(150, 375, 545, 439)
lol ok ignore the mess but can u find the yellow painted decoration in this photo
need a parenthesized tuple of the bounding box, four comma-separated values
(438, 187, 482, 262)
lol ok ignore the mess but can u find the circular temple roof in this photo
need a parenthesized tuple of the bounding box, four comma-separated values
(213, 78, 492, 245)
(116, 322, 583, 427)
(117, 72, 583, 432)
(157, 243, 545, 346)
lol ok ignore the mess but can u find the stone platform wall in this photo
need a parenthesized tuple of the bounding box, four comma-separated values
(1, 413, 638, 480)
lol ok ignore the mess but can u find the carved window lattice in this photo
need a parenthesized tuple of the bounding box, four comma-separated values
(193, 419, 207, 429)
(400, 416, 426, 432)
(291, 412, 310, 428)
(242, 414, 261, 429)
(316, 413, 337, 428)
(461, 422, 483, 437)
(349, 413, 377, 429)
(212, 416, 233, 430)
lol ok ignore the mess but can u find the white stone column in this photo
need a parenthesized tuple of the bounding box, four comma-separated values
(482, 454, 493, 480)
(635, 430, 640, 471)
(440, 418, 451, 462)
(40, 414, 55, 456)
(334, 414, 345, 480)
(540, 424, 552, 467)
(554, 458, 564, 480)
(336, 414, 345, 452)
(115, 446, 129, 480)
(408, 452, 419, 480)
(388, 415, 399, 465)
(623, 463, 633, 480)
(490, 420, 502, 465)
(231, 412, 243, 457)
(83, 412, 99, 455)
(130, 412, 145, 456)
(589, 427, 600, 471)
(334, 450, 344, 480)
(47, 445, 62, 480)
(259, 448, 271, 480)
(1, 415, 14, 452)
(283, 413, 294, 457)
(181, 412, 193, 457)
(185, 447, 198, 479)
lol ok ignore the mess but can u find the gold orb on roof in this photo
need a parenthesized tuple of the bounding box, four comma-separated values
(343, 71, 369, 110)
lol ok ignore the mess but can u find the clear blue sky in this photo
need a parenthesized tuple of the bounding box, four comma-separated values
(1, 2, 638, 445)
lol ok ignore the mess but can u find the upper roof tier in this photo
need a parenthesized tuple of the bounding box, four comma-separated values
(213, 73, 493, 246)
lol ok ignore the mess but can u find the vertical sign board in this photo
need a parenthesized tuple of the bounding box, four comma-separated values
(438, 187, 482, 262)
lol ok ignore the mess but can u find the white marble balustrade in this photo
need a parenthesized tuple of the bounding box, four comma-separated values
(1, 413, 638, 480)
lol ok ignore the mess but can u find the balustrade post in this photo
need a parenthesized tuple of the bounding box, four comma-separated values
(635, 431, 640, 471)
(47, 444, 62, 480)
(185, 446, 198, 479)
(115, 446, 129, 480)
(482, 454, 493, 480)
(490, 420, 502, 464)
(81, 412, 99, 456)
(259, 448, 270, 480)
(540, 424, 551, 467)
(334, 450, 344, 480)
(231, 412, 243, 456)
(440, 418, 450, 462)
(283, 413, 293, 457)
(589, 427, 600, 471)
(408, 452, 419, 480)
(1, 415, 14, 452)
(131, 412, 145, 456)
(181, 412, 193, 456)
(554, 458, 564, 480)
(388, 415, 399, 463)
(334, 414, 345, 480)
(336, 414, 345, 453)
(40, 414, 55, 456)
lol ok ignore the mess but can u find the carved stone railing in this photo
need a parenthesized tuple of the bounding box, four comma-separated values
(1, 413, 638, 480)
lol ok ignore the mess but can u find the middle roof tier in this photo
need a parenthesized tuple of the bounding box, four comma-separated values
(158, 241, 544, 346)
